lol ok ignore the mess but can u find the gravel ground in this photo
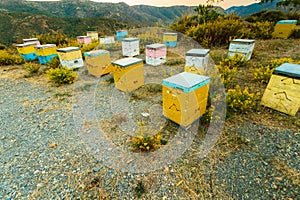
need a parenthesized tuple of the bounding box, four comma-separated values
(0, 68, 299, 199)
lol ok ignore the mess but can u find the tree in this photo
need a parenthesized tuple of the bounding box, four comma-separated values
(259, 0, 300, 12)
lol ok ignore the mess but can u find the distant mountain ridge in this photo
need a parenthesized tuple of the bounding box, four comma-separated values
(225, 0, 281, 17)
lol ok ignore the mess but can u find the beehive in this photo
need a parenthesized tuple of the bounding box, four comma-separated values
(272, 20, 298, 39)
(122, 38, 139, 57)
(116, 30, 128, 42)
(261, 63, 300, 116)
(87, 31, 98, 41)
(184, 49, 210, 75)
(34, 44, 58, 65)
(162, 72, 210, 128)
(84, 50, 111, 77)
(57, 47, 83, 69)
(229, 39, 255, 61)
(16, 42, 37, 61)
(163, 32, 178, 47)
(145, 43, 166, 66)
(99, 36, 115, 45)
(112, 57, 144, 92)
(23, 38, 40, 45)
(76, 36, 92, 45)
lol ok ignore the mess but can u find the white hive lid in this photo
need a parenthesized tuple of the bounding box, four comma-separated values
(112, 57, 143, 67)
(186, 49, 210, 56)
(57, 46, 80, 52)
(231, 39, 255, 44)
(146, 43, 166, 49)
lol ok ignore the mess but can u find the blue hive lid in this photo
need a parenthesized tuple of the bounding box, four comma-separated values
(186, 49, 210, 57)
(112, 57, 143, 67)
(84, 50, 109, 57)
(162, 72, 210, 92)
(57, 47, 80, 52)
(274, 63, 300, 79)
(34, 44, 56, 49)
(231, 39, 255, 44)
(146, 43, 166, 49)
(276, 20, 298, 25)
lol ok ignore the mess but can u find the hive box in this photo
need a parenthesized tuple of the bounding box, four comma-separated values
(57, 47, 83, 69)
(99, 36, 115, 45)
(122, 38, 139, 57)
(184, 49, 210, 75)
(272, 20, 298, 39)
(34, 44, 58, 65)
(112, 57, 144, 92)
(229, 39, 255, 61)
(87, 31, 98, 41)
(163, 32, 178, 47)
(162, 72, 210, 128)
(23, 38, 40, 45)
(145, 43, 166, 66)
(77, 36, 92, 45)
(16, 42, 37, 61)
(84, 50, 111, 77)
(116, 30, 128, 42)
(261, 63, 300, 116)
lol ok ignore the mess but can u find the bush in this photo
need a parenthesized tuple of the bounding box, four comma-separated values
(217, 65, 238, 88)
(219, 53, 247, 68)
(227, 85, 260, 113)
(0, 50, 25, 66)
(245, 10, 287, 23)
(36, 33, 69, 46)
(46, 67, 77, 86)
(270, 57, 300, 68)
(24, 62, 40, 74)
(290, 27, 300, 39)
(46, 56, 61, 69)
(250, 21, 274, 39)
(252, 65, 274, 84)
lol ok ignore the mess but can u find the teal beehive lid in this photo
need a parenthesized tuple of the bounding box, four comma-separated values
(112, 57, 143, 68)
(57, 47, 80, 52)
(162, 72, 210, 93)
(186, 49, 210, 57)
(274, 63, 300, 79)
(84, 49, 109, 57)
(276, 20, 298, 25)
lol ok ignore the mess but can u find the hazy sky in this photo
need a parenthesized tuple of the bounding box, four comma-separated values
(27, 0, 259, 9)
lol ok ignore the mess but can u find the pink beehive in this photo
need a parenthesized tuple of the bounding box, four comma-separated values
(146, 43, 167, 66)
(77, 36, 92, 45)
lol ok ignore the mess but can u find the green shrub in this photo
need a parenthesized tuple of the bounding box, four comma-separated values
(217, 65, 238, 88)
(0, 50, 25, 66)
(219, 53, 247, 68)
(245, 10, 287, 23)
(36, 33, 69, 46)
(46, 67, 77, 86)
(252, 65, 274, 84)
(270, 57, 300, 68)
(165, 59, 184, 66)
(46, 56, 61, 69)
(290, 27, 300, 39)
(227, 85, 260, 113)
(250, 21, 274, 39)
(24, 62, 40, 74)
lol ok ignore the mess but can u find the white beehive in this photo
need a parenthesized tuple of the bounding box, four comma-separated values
(99, 36, 115, 45)
(229, 39, 255, 61)
(185, 49, 210, 74)
(122, 38, 139, 57)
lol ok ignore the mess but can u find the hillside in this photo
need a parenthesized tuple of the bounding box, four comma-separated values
(226, 0, 280, 17)
(0, 11, 130, 45)
(0, 0, 195, 25)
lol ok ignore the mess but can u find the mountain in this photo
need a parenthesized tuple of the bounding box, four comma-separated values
(0, 0, 195, 25)
(225, 0, 280, 17)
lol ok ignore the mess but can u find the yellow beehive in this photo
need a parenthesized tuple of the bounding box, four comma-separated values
(87, 31, 99, 41)
(261, 63, 300, 116)
(16, 42, 36, 54)
(162, 72, 210, 128)
(35, 44, 57, 56)
(57, 47, 82, 61)
(112, 57, 144, 93)
(84, 50, 111, 77)
(163, 32, 177, 42)
(272, 20, 298, 39)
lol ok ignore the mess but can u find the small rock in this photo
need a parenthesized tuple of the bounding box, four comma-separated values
(49, 143, 57, 148)
(93, 167, 100, 172)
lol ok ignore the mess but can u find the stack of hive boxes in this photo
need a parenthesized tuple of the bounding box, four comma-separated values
(162, 72, 210, 128)
(145, 43, 167, 66)
(34, 44, 58, 65)
(57, 47, 84, 69)
(23, 38, 40, 45)
(163, 32, 178, 47)
(99, 36, 115, 45)
(184, 49, 210, 75)
(112, 57, 144, 92)
(272, 20, 298, 39)
(261, 63, 300, 116)
(122, 38, 139, 57)
(84, 50, 111, 77)
(229, 39, 255, 61)
(116, 30, 128, 42)
(86, 31, 98, 41)
(77, 36, 92, 45)
(16, 42, 37, 61)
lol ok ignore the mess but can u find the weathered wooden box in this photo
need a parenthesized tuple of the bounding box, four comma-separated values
(184, 49, 210, 75)
(145, 43, 166, 66)
(116, 30, 128, 42)
(16, 42, 37, 61)
(84, 50, 111, 77)
(163, 32, 178, 47)
(57, 47, 83, 69)
(229, 39, 255, 61)
(87, 31, 98, 41)
(77, 36, 92, 45)
(122, 38, 139, 57)
(35, 44, 58, 65)
(272, 20, 298, 39)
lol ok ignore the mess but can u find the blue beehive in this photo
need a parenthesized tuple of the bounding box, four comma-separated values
(116, 30, 128, 42)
